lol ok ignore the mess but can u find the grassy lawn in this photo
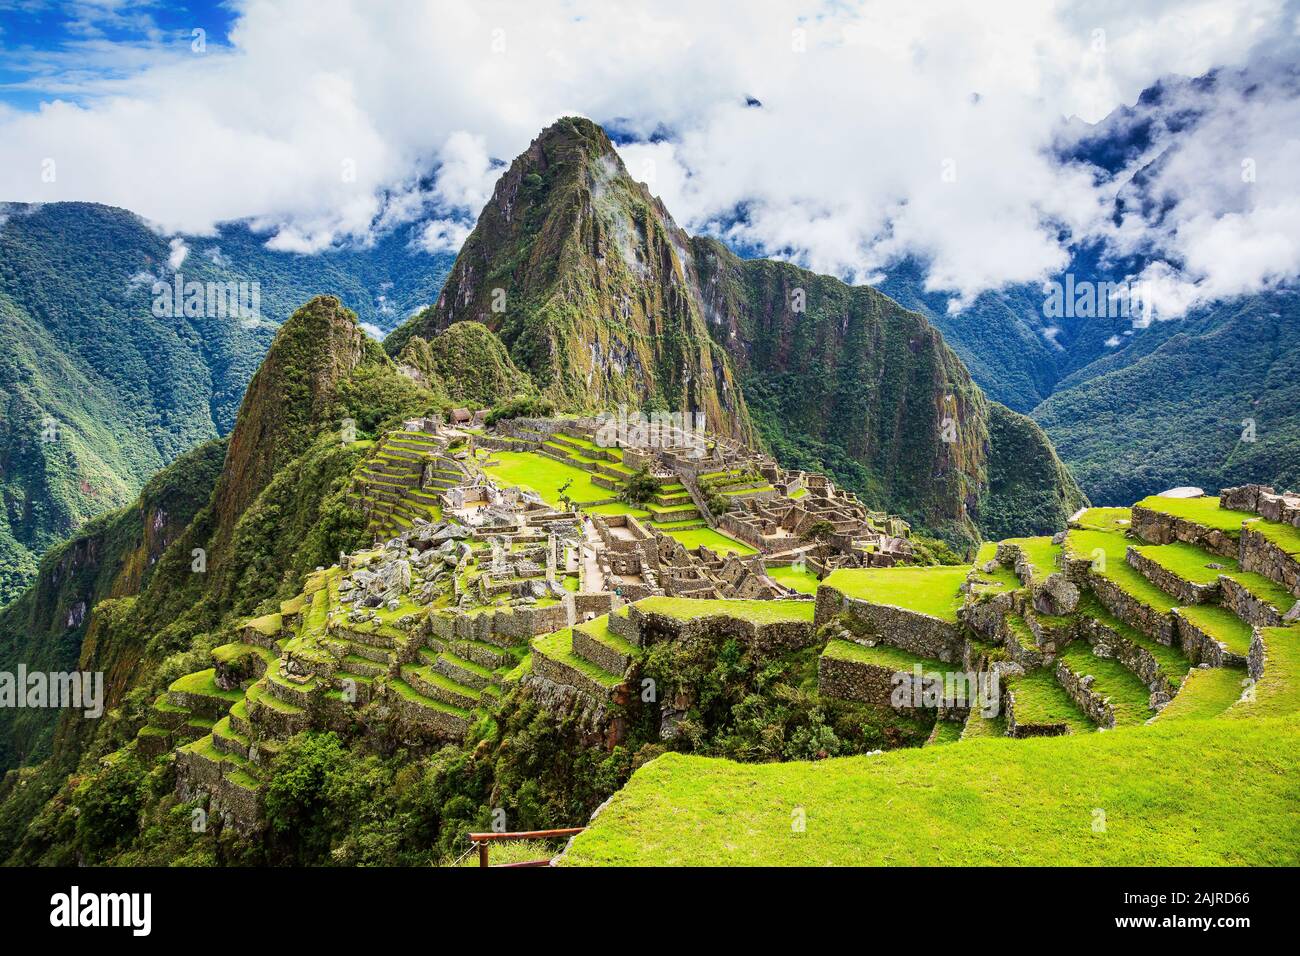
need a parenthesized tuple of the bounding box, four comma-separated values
(1003, 536, 1061, 583)
(1156, 666, 1246, 722)
(562, 715, 1300, 865)
(1056, 644, 1155, 725)
(664, 526, 756, 557)
(168, 668, 245, 702)
(1248, 518, 1300, 556)
(1229, 624, 1300, 719)
(821, 565, 969, 623)
(1134, 495, 1255, 534)
(485, 450, 614, 505)
(1072, 507, 1132, 531)
(1065, 529, 1176, 612)
(635, 596, 815, 625)
(766, 564, 821, 594)
(822, 638, 948, 673)
(1132, 541, 1238, 584)
(531, 628, 622, 686)
(1223, 570, 1296, 614)
(1008, 669, 1095, 733)
(1177, 604, 1255, 656)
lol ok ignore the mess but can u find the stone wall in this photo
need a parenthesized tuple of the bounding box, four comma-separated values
(1126, 547, 1219, 605)
(1130, 504, 1240, 558)
(814, 586, 966, 663)
(1054, 660, 1117, 729)
(174, 750, 262, 835)
(1239, 524, 1300, 597)
(817, 653, 901, 709)
(628, 605, 816, 655)
(1003, 686, 1069, 738)
(1173, 609, 1247, 668)
(1218, 574, 1286, 628)
(1090, 574, 1177, 645)
(1081, 617, 1179, 704)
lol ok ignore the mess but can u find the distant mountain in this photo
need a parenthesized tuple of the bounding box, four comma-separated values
(391, 118, 1085, 545)
(0, 201, 453, 605)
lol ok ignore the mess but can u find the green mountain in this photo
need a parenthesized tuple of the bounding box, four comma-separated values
(392, 118, 1085, 545)
(1033, 293, 1300, 504)
(0, 202, 453, 606)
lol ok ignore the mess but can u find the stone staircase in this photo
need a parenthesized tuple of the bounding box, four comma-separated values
(351, 430, 469, 541)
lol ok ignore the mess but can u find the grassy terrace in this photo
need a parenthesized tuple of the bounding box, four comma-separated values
(1074, 593, 1189, 685)
(821, 565, 969, 622)
(1072, 507, 1132, 531)
(562, 716, 1299, 865)
(635, 596, 815, 625)
(665, 526, 755, 557)
(1002, 536, 1061, 583)
(1134, 495, 1254, 534)
(1156, 667, 1246, 722)
(1065, 529, 1175, 612)
(484, 450, 615, 506)
(1229, 624, 1300, 719)
(822, 637, 948, 674)
(1056, 644, 1155, 725)
(1223, 569, 1296, 614)
(1131, 541, 1238, 584)
(1008, 669, 1095, 734)
(531, 628, 623, 686)
(1178, 604, 1254, 656)
(168, 668, 245, 702)
(766, 564, 821, 594)
(1249, 518, 1300, 556)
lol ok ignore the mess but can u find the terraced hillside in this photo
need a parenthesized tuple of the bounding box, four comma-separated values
(562, 487, 1300, 865)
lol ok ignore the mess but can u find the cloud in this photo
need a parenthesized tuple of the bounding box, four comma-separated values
(0, 0, 1294, 307)
(167, 235, 188, 269)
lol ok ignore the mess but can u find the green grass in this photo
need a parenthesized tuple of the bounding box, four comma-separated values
(663, 527, 756, 557)
(1177, 604, 1255, 656)
(1155, 667, 1247, 722)
(1002, 536, 1060, 583)
(1065, 529, 1176, 612)
(1072, 507, 1132, 531)
(1132, 541, 1238, 585)
(766, 564, 821, 594)
(1056, 644, 1155, 725)
(1134, 495, 1254, 535)
(821, 566, 969, 623)
(927, 721, 964, 746)
(822, 638, 948, 674)
(1248, 518, 1300, 556)
(1074, 593, 1189, 686)
(167, 668, 245, 702)
(584, 502, 649, 518)
(531, 629, 623, 687)
(246, 612, 283, 636)
(1229, 625, 1300, 719)
(485, 450, 614, 506)
(789, 487, 808, 499)
(562, 716, 1300, 865)
(1007, 669, 1095, 734)
(634, 596, 815, 625)
(575, 616, 638, 657)
(1222, 570, 1296, 614)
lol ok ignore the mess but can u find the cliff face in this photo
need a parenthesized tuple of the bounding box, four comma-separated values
(688, 237, 1086, 543)
(387, 118, 752, 441)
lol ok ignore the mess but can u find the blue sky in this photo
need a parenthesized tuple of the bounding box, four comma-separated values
(0, 0, 237, 110)
(0, 0, 1295, 318)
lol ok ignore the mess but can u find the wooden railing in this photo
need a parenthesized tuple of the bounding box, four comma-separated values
(466, 827, 586, 868)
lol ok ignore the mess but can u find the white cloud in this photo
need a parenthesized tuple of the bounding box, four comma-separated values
(0, 0, 1293, 305)
(167, 236, 188, 269)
